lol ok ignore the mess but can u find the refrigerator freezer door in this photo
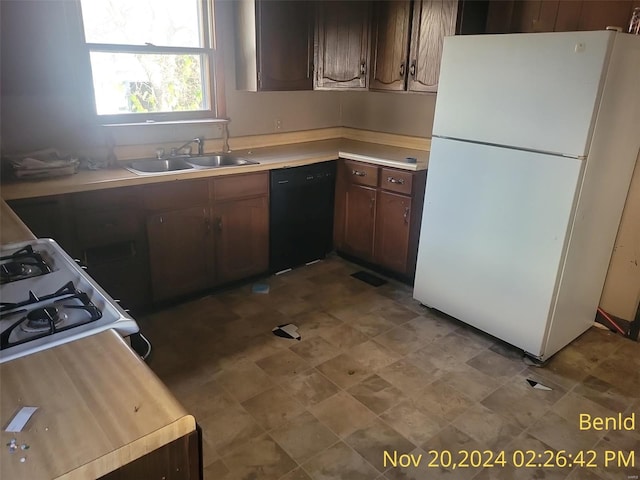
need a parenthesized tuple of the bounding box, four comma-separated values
(433, 31, 613, 158)
(413, 138, 583, 356)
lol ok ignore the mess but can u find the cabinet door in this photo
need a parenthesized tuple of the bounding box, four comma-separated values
(343, 184, 376, 260)
(374, 191, 412, 274)
(146, 207, 211, 302)
(98, 430, 201, 480)
(510, 0, 558, 32)
(408, 0, 458, 93)
(369, 0, 412, 91)
(315, 1, 370, 89)
(576, 1, 634, 31)
(488, 0, 635, 33)
(258, 0, 313, 90)
(213, 196, 268, 284)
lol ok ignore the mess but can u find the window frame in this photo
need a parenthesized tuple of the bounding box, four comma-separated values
(75, 0, 225, 125)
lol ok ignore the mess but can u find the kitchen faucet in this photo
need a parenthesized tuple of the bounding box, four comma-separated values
(170, 137, 204, 157)
(221, 123, 231, 153)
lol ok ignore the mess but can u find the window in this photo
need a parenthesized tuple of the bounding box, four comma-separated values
(78, 0, 221, 123)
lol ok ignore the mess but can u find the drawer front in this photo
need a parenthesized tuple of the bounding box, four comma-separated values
(143, 179, 209, 210)
(212, 172, 268, 201)
(73, 187, 139, 210)
(76, 208, 140, 246)
(380, 168, 413, 195)
(344, 160, 379, 187)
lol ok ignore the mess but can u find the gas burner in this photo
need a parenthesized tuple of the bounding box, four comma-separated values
(0, 282, 103, 350)
(0, 245, 52, 284)
(21, 307, 65, 333)
(1, 262, 44, 283)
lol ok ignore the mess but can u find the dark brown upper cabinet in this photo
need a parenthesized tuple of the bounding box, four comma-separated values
(315, 1, 371, 90)
(486, 0, 637, 34)
(369, 1, 413, 91)
(368, 0, 459, 93)
(408, 0, 459, 93)
(235, 0, 314, 91)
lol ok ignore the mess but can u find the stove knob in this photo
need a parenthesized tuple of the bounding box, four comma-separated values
(73, 259, 88, 270)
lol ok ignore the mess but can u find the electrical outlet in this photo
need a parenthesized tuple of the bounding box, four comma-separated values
(275, 118, 282, 130)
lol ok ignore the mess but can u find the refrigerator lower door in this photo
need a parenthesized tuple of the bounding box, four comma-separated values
(413, 138, 583, 357)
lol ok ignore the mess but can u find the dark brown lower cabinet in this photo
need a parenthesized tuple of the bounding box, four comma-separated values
(72, 188, 151, 310)
(213, 196, 269, 284)
(99, 429, 201, 480)
(374, 191, 412, 274)
(7, 195, 77, 254)
(9, 188, 152, 310)
(343, 183, 377, 260)
(146, 207, 212, 302)
(335, 159, 426, 279)
(142, 173, 270, 302)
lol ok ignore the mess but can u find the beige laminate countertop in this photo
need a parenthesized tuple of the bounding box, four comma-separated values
(0, 330, 195, 480)
(1, 139, 429, 200)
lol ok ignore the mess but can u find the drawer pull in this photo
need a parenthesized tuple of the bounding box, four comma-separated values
(352, 170, 366, 177)
(387, 176, 405, 185)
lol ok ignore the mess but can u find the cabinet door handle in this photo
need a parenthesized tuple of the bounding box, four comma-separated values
(400, 62, 405, 77)
(370, 196, 375, 209)
(205, 218, 212, 233)
(387, 176, 405, 185)
(403, 206, 410, 224)
(216, 218, 223, 232)
(159, 215, 163, 224)
(360, 62, 366, 76)
(352, 169, 366, 177)
(410, 60, 416, 77)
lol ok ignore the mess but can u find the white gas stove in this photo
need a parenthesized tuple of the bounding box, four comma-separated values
(0, 239, 142, 363)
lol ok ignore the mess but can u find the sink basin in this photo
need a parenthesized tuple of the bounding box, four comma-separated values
(126, 154, 259, 176)
(185, 154, 259, 168)
(127, 158, 194, 175)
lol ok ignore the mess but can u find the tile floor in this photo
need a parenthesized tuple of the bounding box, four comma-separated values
(138, 255, 640, 480)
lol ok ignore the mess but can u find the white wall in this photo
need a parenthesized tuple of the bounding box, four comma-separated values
(340, 91, 436, 138)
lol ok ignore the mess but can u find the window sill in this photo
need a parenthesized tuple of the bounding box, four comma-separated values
(102, 118, 229, 127)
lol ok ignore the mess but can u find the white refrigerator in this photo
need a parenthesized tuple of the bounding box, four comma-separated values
(413, 30, 640, 361)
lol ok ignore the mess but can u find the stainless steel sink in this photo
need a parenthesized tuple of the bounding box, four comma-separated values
(127, 158, 194, 175)
(126, 154, 259, 176)
(185, 154, 259, 168)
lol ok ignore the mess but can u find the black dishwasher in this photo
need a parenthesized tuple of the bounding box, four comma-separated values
(270, 160, 337, 273)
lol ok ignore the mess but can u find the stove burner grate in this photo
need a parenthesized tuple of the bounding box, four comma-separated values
(0, 282, 102, 350)
(0, 281, 76, 314)
(0, 245, 52, 284)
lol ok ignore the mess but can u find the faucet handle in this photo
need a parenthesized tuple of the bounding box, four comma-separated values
(155, 148, 165, 160)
